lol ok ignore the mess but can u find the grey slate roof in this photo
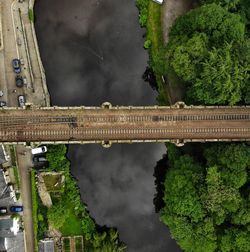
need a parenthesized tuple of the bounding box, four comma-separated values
(0, 146, 6, 165)
(38, 239, 55, 252)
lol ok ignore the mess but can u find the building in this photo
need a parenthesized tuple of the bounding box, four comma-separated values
(38, 239, 55, 252)
(0, 217, 20, 237)
(0, 145, 9, 165)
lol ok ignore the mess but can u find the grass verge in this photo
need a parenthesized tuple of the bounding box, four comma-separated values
(31, 170, 38, 252)
(147, 2, 169, 104)
(28, 9, 34, 22)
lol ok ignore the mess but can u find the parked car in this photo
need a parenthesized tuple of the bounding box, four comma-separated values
(12, 59, 21, 74)
(31, 146, 47, 155)
(15, 75, 24, 88)
(0, 207, 7, 214)
(33, 156, 47, 162)
(32, 156, 49, 169)
(0, 91, 3, 97)
(18, 95, 25, 107)
(10, 205, 23, 213)
(33, 160, 49, 169)
(0, 101, 7, 107)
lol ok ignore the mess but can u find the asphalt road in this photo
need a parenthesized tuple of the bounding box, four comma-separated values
(15, 144, 34, 252)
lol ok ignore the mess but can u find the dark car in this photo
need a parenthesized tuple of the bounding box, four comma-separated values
(33, 156, 47, 162)
(10, 206, 23, 213)
(0, 207, 7, 214)
(0, 101, 6, 107)
(33, 156, 49, 169)
(15, 75, 24, 88)
(18, 95, 25, 107)
(12, 59, 21, 74)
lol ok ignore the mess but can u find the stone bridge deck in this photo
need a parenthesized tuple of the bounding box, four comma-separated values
(1, 103, 250, 146)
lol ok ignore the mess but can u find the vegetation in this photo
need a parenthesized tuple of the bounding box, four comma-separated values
(134, 1, 250, 251)
(13, 166, 20, 189)
(136, 0, 169, 104)
(43, 173, 64, 192)
(160, 143, 250, 252)
(165, 3, 250, 105)
(31, 170, 38, 252)
(28, 8, 34, 22)
(33, 145, 126, 251)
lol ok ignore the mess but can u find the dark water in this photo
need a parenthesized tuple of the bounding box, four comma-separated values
(35, 0, 181, 251)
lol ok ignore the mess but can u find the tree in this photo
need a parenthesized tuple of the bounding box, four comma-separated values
(166, 4, 249, 105)
(160, 143, 250, 252)
(47, 200, 71, 229)
(91, 229, 126, 252)
(46, 145, 70, 171)
(188, 43, 248, 104)
(201, 0, 241, 11)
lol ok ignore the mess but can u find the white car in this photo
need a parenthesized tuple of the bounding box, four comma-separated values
(31, 146, 47, 155)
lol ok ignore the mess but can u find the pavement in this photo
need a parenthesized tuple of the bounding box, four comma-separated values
(15, 144, 34, 252)
(0, 0, 50, 108)
(0, 0, 51, 251)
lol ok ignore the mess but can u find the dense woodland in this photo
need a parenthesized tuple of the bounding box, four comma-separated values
(137, 0, 250, 251)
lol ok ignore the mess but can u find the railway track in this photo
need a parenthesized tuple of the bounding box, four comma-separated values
(0, 106, 250, 145)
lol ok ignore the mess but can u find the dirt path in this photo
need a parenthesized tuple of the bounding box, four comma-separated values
(162, 0, 197, 44)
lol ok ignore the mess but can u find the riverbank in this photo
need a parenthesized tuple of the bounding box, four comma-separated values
(136, 0, 197, 104)
(31, 145, 126, 251)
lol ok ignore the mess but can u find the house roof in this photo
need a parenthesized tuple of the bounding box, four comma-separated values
(0, 146, 6, 165)
(0, 237, 6, 251)
(0, 218, 19, 237)
(38, 239, 55, 252)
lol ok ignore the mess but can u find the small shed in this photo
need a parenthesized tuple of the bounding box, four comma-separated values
(38, 239, 55, 252)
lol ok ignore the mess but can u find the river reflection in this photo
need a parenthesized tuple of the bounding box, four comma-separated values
(35, 0, 181, 251)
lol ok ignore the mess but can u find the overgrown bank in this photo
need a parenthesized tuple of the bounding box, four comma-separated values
(136, 1, 250, 251)
(32, 145, 126, 251)
(136, 0, 169, 104)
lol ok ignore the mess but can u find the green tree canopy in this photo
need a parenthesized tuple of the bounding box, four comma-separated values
(47, 200, 71, 229)
(160, 143, 250, 252)
(201, 0, 241, 10)
(166, 4, 249, 105)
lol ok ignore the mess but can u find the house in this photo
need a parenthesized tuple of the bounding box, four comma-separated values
(0, 217, 20, 237)
(0, 145, 9, 165)
(38, 239, 55, 252)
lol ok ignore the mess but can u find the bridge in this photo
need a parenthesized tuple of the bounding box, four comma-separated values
(1, 102, 250, 147)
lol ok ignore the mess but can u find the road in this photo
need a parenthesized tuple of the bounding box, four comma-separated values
(0, 105, 250, 146)
(0, 1, 42, 251)
(15, 144, 35, 252)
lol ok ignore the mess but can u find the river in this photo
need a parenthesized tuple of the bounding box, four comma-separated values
(35, 0, 181, 251)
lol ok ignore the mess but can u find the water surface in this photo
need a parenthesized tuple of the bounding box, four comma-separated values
(35, 0, 181, 251)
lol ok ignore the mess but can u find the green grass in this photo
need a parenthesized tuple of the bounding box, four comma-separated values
(9, 146, 21, 189)
(13, 166, 20, 189)
(28, 9, 34, 22)
(146, 2, 169, 104)
(43, 174, 64, 192)
(31, 170, 38, 252)
(59, 206, 83, 236)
